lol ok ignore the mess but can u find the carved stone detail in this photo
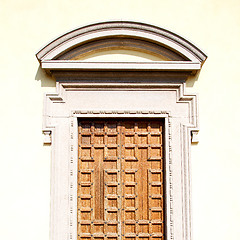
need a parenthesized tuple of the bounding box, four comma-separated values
(167, 117, 174, 240)
(72, 110, 170, 115)
(69, 117, 74, 239)
(38, 21, 206, 240)
(191, 130, 199, 143)
(42, 129, 51, 144)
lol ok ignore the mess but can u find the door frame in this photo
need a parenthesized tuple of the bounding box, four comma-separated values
(38, 21, 206, 240)
(43, 80, 196, 240)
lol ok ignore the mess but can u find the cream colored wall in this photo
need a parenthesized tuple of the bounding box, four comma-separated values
(1, 1, 240, 240)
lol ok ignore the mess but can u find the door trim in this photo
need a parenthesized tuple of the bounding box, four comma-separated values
(43, 80, 197, 240)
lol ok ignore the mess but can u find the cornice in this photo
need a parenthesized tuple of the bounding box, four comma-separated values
(36, 21, 207, 76)
(41, 61, 201, 71)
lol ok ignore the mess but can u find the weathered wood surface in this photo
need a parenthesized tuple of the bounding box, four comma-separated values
(78, 119, 164, 240)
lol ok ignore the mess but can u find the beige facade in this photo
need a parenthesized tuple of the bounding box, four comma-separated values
(1, 1, 240, 240)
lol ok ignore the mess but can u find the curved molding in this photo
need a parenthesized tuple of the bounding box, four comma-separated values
(55, 37, 186, 61)
(36, 21, 207, 73)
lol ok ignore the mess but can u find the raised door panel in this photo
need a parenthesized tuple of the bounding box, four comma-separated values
(78, 119, 164, 240)
(121, 120, 164, 240)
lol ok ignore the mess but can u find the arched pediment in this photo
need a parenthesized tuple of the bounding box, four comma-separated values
(36, 21, 207, 74)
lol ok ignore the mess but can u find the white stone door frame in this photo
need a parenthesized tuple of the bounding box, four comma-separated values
(37, 21, 207, 240)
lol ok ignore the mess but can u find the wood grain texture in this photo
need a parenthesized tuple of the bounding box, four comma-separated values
(78, 119, 164, 240)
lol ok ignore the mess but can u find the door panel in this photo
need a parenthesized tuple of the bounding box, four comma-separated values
(78, 119, 164, 240)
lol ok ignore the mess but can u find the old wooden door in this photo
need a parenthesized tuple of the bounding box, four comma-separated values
(77, 119, 164, 240)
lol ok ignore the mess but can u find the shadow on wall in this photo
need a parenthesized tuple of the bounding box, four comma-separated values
(35, 66, 56, 87)
(35, 66, 56, 147)
(186, 70, 200, 87)
(34, 64, 200, 88)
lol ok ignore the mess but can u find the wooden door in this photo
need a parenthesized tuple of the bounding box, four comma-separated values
(78, 119, 164, 240)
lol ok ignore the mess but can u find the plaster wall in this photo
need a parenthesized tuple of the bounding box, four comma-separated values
(0, 1, 240, 240)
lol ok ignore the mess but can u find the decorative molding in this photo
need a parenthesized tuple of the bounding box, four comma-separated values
(69, 117, 76, 240)
(191, 130, 199, 143)
(43, 129, 51, 144)
(36, 21, 207, 63)
(55, 37, 186, 61)
(43, 81, 199, 132)
(52, 71, 191, 82)
(41, 61, 201, 72)
(72, 110, 170, 115)
(36, 21, 207, 76)
(42, 80, 198, 240)
(167, 117, 174, 240)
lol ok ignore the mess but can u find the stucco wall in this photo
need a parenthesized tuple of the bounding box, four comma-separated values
(1, 1, 240, 240)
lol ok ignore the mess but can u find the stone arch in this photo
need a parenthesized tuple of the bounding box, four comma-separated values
(36, 21, 207, 73)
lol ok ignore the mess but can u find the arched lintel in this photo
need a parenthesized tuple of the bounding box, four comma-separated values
(36, 21, 207, 74)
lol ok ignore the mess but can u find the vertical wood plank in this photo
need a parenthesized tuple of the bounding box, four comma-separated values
(78, 119, 164, 240)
